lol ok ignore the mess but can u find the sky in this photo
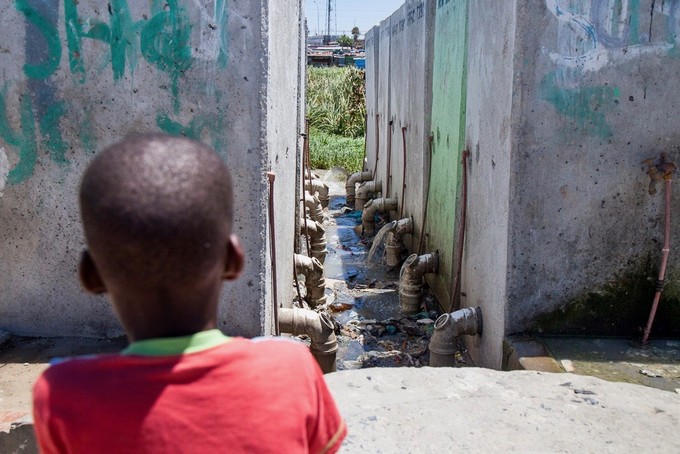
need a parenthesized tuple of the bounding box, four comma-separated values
(304, 0, 405, 37)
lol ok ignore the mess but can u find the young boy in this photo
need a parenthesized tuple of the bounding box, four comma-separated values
(32, 134, 346, 453)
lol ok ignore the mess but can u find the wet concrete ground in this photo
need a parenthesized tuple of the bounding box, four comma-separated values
(309, 168, 469, 370)
(540, 336, 680, 393)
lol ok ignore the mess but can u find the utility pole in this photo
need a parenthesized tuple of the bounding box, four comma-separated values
(324, 0, 332, 44)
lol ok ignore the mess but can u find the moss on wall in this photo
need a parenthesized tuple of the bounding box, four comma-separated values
(531, 258, 680, 338)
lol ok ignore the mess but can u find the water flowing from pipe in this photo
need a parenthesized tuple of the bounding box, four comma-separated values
(366, 220, 396, 266)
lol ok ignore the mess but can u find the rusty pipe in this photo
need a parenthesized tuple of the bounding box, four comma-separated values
(353, 176, 378, 211)
(642, 178, 672, 344)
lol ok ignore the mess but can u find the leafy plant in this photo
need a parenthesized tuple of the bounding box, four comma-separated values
(307, 67, 366, 138)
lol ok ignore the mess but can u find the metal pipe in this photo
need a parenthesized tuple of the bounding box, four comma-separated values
(294, 253, 326, 308)
(400, 126, 407, 219)
(299, 218, 327, 264)
(267, 172, 280, 335)
(399, 252, 438, 314)
(452, 150, 471, 309)
(305, 179, 330, 208)
(279, 307, 338, 373)
(303, 191, 324, 224)
(642, 153, 675, 344)
(356, 180, 383, 211)
(345, 171, 372, 208)
(429, 307, 483, 367)
(385, 217, 413, 267)
(361, 196, 397, 235)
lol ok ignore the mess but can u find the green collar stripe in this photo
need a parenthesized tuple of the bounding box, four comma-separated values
(122, 329, 232, 356)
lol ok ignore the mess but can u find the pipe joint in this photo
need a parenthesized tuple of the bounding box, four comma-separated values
(355, 180, 382, 211)
(429, 307, 483, 367)
(399, 252, 438, 313)
(300, 219, 327, 263)
(385, 217, 413, 266)
(345, 171, 373, 208)
(279, 307, 338, 373)
(304, 191, 324, 223)
(361, 196, 398, 235)
(294, 254, 327, 307)
(305, 179, 330, 208)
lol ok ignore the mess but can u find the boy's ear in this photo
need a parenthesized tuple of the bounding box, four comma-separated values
(223, 234, 244, 281)
(79, 250, 107, 294)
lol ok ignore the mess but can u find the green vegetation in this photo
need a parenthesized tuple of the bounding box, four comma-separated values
(308, 127, 364, 171)
(307, 66, 365, 172)
(337, 35, 353, 48)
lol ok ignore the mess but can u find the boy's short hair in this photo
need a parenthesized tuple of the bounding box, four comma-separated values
(80, 133, 233, 286)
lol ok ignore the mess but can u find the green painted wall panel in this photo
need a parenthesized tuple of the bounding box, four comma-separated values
(425, 0, 468, 310)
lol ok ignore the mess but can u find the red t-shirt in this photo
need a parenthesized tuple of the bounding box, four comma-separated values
(33, 334, 346, 454)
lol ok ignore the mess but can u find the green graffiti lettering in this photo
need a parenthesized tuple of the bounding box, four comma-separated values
(16, 0, 62, 79)
(156, 113, 211, 140)
(215, 0, 229, 69)
(540, 72, 619, 138)
(39, 101, 69, 164)
(157, 110, 226, 155)
(142, 0, 194, 113)
(64, 0, 141, 83)
(629, 0, 641, 45)
(0, 91, 38, 185)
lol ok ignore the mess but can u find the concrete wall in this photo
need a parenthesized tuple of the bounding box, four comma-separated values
(462, 0, 517, 368)
(506, 0, 680, 335)
(424, 0, 468, 311)
(0, 0, 303, 339)
(364, 27, 379, 172)
(375, 17, 392, 188)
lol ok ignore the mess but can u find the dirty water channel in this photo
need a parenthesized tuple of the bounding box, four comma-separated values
(299, 169, 470, 370)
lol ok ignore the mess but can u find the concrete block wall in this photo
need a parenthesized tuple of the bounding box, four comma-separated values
(366, 0, 680, 368)
(364, 27, 379, 172)
(506, 0, 680, 336)
(0, 0, 304, 339)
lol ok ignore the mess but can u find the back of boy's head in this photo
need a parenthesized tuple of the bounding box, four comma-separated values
(80, 133, 234, 289)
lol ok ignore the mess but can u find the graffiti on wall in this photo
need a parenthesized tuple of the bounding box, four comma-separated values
(1, 0, 229, 186)
(545, 0, 678, 71)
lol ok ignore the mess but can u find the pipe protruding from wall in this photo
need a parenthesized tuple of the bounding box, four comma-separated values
(294, 253, 326, 307)
(399, 252, 438, 314)
(278, 307, 338, 373)
(304, 191, 324, 223)
(299, 218, 327, 263)
(361, 197, 397, 235)
(305, 179, 330, 208)
(355, 180, 382, 211)
(345, 171, 373, 208)
(385, 217, 413, 266)
(429, 307, 483, 367)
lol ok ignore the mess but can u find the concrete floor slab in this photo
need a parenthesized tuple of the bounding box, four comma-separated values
(326, 367, 680, 453)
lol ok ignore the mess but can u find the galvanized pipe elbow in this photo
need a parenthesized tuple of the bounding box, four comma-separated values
(294, 253, 326, 307)
(278, 307, 338, 373)
(385, 217, 413, 266)
(303, 191, 324, 223)
(355, 180, 382, 211)
(429, 307, 483, 367)
(305, 179, 330, 208)
(299, 218, 327, 264)
(361, 196, 398, 235)
(399, 252, 438, 313)
(346, 171, 373, 208)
